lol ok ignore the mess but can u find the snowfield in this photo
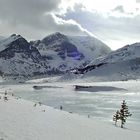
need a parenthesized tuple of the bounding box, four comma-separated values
(0, 94, 140, 140)
(1, 80, 140, 126)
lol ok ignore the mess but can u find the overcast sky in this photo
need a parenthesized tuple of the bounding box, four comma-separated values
(0, 0, 140, 50)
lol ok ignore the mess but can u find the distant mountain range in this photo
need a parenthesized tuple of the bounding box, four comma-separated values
(0, 33, 110, 81)
(1, 32, 140, 82)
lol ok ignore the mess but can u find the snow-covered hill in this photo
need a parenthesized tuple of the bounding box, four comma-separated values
(31, 32, 110, 72)
(0, 94, 140, 140)
(74, 43, 140, 81)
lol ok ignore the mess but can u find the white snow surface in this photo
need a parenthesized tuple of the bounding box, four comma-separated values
(0, 53, 46, 77)
(0, 93, 140, 140)
(70, 42, 140, 81)
(68, 35, 110, 60)
(90, 42, 140, 65)
(0, 36, 5, 41)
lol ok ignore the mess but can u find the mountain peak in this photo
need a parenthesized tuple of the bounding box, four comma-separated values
(53, 32, 65, 36)
(10, 34, 23, 40)
(42, 32, 67, 46)
(0, 34, 26, 52)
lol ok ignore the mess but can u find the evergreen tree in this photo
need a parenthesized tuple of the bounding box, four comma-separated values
(113, 100, 132, 128)
(113, 110, 120, 125)
(119, 100, 132, 128)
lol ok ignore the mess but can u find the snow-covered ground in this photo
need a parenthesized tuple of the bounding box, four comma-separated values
(0, 79, 140, 130)
(0, 93, 140, 140)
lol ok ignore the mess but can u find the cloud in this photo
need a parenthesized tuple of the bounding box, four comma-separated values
(0, 0, 61, 16)
(0, 0, 140, 50)
(39, 13, 93, 36)
(63, 5, 140, 49)
(0, 0, 91, 39)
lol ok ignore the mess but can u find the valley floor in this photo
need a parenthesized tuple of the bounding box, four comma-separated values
(0, 94, 140, 140)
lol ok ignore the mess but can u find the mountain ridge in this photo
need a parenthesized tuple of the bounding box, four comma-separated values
(73, 42, 140, 81)
(0, 32, 110, 81)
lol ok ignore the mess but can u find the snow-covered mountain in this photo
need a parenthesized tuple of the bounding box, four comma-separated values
(0, 34, 47, 80)
(75, 43, 140, 81)
(0, 33, 110, 80)
(31, 32, 110, 72)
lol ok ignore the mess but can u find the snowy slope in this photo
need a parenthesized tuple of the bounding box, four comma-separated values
(72, 43, 140, 81)
(0, 94, 140, 140)
(90, 43, 140, 65)
(0, 34, 20, 52)
(31, 32, 111, 72)
(0, 36, 5, 41)
(68, 35, 110, 61)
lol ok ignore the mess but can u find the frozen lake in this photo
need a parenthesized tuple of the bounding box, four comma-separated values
(0, 80, 140, 128)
